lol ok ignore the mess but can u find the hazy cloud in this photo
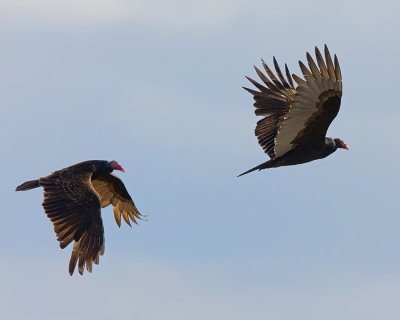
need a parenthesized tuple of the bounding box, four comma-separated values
(0, 0, 244, 31)
(2, 255, 400, 320)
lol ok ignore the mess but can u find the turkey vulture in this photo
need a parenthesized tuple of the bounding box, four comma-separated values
(239, 45, 348, 176)
(16, 160, 143, 275)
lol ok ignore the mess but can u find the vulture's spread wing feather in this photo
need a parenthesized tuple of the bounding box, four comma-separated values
(244, 60, 296, 158)
(40, 171, 104, 275)
(245, 45, 342, 159)
(91, 173, 143, 227)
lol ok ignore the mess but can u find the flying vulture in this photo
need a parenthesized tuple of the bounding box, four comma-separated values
(16, 160, 143, 275)
(239, 45, 348, 176)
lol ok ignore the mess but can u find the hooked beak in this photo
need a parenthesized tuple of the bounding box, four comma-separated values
(337, 139, 349, 150)
(111, 161, 126, 172)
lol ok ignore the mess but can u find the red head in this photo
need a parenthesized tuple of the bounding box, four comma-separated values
(110, 160, 125, 172)
(334, 138, 349, 150)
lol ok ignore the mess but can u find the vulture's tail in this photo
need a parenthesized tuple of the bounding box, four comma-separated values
(238, 160, 273, 177)
(16, 179, 40, 191)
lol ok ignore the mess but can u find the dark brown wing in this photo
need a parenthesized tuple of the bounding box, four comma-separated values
(40, 171, 104, 275)
(274, 45, 342, 156)
(245, 45, 342, 159)
(244, 58, 296, 159)
(291, 95, 341, 150)
(91, 173, 143, 227)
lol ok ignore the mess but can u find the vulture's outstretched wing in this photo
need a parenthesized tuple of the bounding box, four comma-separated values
(244, 45, 342, 159)
(40, 171, 104, 275)
(91, 173, 143, 227)
(244, 57, 296, 159)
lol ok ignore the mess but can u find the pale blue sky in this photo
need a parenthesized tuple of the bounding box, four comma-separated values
(1, 1, 400, 319)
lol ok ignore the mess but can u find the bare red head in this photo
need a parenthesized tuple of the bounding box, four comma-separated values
(109, 160, 125, 172)
(334, 138, 349, 150)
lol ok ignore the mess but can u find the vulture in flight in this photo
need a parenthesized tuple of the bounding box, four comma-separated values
(16, 160, 143, 275)
(239, 45, 348, 176)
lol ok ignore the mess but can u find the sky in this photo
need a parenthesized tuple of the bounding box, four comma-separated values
(1, 0, 400, 319)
